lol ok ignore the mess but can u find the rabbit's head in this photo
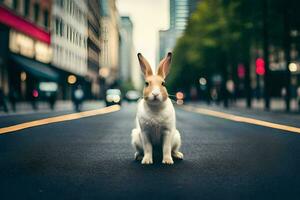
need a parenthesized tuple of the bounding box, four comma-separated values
(138, 52, 172, 105)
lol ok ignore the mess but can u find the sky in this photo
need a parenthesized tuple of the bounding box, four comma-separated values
(116, 0, 169, 68)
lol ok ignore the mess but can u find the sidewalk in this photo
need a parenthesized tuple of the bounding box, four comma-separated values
(234, 98, 299, 112)
(186, 98, 300, 128)
(0, 100, 104, 116)
(189, 98, 299, 112)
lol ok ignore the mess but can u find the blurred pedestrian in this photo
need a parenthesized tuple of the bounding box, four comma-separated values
(48, 92, 57, 110)
(226, 80, 235, 105)
(0, 87, 8, 113)
(72, 85, 84, 112)
(45, 91, 56, 110)
(297, 87, 300, 113)
(31, 89, 39, 110)
(189, 86, 197, 101)
(210, 88, 218, 103)
(9, 90, 18, 112)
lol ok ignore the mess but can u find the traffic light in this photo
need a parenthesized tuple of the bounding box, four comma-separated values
(256, 58, 265, 76)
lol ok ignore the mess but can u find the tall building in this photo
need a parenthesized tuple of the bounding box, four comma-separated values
(0, 0, 54, 100)
(119, 16, 142, 90)
(99, 0, 120, 88)
(119, 16, 132, 83)
(87, 0, 101, 99)
(170, 0, 189, 35)
(51, 0, 88, 99)
(130, 46, 143, 90)
(158, 0, 201, 63)
(158, 29, 177, 63)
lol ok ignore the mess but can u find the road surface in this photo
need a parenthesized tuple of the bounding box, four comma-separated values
(0, 102, 300, 199)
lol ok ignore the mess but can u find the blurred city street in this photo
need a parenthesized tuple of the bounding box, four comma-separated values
(1, 102, 300, 199)
(1, 0, 300, 199)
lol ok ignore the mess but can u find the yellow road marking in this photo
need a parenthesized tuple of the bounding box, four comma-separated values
(0, 105, 121, 135)
(182, 105, 300, 134)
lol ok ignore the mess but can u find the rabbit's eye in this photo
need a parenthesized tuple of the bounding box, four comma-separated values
(145, 82, 149, 87)
(162, 81, 166, 86)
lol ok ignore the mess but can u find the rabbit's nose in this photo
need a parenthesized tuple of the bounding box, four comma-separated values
(152, 88, 160, 96)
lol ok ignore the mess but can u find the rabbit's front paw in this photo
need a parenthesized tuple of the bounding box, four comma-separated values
(172, 151, 184, 160)
(141, 155, 153, 165)
(162, 157, 174, 165)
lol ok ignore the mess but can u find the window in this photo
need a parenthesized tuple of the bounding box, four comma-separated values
(34, 3, 40, 22)
(69, 1, 72, 14)
(79, 35, 82, 46)
(70, 1, 73, 15)
(55, 18, 59, 35)
(70, 28, 72, 42)
(66, 25, 69, 40)
(43, 10, 49, 28)
(60, 22, 64, 37)
(65, 0, 69, 12)
(24, 0, 30, 16)
(71, 28, 73, 42)
(75, 33, 78, 45)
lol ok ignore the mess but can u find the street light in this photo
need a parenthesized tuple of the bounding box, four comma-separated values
(67, 75, 77, 85)
(176, 92, 184, 105)
(288, 62, 298, 72)
(199, 77, 207, 86)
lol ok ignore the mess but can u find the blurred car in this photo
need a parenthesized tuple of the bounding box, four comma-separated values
(105, 89, 122, 106)
(125, 90, 141, 102)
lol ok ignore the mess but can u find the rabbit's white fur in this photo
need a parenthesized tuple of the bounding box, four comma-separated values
(132, 98, 183, 164)
(131, 52, 183, 165)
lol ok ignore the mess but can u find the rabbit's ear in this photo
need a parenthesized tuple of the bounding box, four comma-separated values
(157, 52, 172, 79)
(137, 53, 153, 77)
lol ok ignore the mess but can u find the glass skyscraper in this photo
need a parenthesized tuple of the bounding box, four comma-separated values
(158, 0, 201, 63)
(170, 0, 189, 35)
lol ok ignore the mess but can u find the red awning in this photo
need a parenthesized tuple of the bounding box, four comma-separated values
(0, 5, 50, 44)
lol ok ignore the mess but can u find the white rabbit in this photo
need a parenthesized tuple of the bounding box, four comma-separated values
(131, 52, 183, 165)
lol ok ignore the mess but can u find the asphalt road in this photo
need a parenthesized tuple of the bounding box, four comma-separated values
(0, 103, 300, 200)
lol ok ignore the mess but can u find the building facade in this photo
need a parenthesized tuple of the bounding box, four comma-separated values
(158, 0, 201, 63)
(158, 29, 177, 62)
(170, 0, 189, 35)
(119, 16, 132, 83)
(0, 0, 54, 101)
(119, 16, 142, 90)
(100, 0, 120, 88)
(130, 46, 143, 90)
(51, 0, 88, 99)
(87, 0, 101, 99)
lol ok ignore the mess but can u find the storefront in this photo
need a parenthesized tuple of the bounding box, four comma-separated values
(0, 5, 58, 101)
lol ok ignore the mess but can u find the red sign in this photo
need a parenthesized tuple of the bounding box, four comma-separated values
(0, 5, 50, 44)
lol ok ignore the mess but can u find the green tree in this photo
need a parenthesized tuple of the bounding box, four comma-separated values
(170, 0, 300, 110)
(169, 0, 241, 105)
